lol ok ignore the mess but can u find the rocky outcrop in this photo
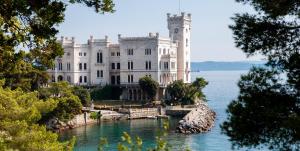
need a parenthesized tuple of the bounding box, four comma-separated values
(176, 103, 216, 134)
(46, 113, 97, 132)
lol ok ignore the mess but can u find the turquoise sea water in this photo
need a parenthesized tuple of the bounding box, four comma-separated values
(59, 71, 250, 151)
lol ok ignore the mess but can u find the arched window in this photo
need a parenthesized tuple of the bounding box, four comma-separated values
(57, 75, 63, 81)
(163, 49, 166, 55)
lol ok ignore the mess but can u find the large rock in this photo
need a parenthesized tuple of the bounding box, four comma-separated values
(176, 103, 216, 134)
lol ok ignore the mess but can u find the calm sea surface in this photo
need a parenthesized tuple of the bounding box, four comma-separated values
(59, 71, 251, 151)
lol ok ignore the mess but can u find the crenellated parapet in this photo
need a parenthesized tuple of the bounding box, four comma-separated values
(167, 12, 191, 29)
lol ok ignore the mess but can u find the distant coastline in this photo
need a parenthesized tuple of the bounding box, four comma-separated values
(191, 61, 265, 71)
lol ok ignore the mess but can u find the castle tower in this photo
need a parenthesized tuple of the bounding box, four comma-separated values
(167, 12, 191, 83)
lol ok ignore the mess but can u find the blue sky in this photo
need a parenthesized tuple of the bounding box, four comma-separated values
(58, 0, 261, 61)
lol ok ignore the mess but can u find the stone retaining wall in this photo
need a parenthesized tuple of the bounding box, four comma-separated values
(128, 108, 160, 119)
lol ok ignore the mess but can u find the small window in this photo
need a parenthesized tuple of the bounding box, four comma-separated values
(84, 52, 87, 56)
(97, 52, 103, 63)
(117, 63, 120, 69)
(79, 63, 82, 70)
(117, 52, 120, 56)
(67, 76, 71, 83)
(84, 63, 87, 70)
(128, 61, 133, 70)
(100, 70, 103, 77)
(111, 52, 115, 56)
(145, 49, 151, 55)
(58, 63, 63, 70)
(175, 28, 178, 33)
(186, 38, 189, 47)
(171, 62, 176, 69)
(79, 76, 82, 83)
(97, 70, 100, 78)
(164, 62, 169, 69)
(67, 63, 71, 71)
(127, 49, 133, 55)
(112, 63, 115, 69)
(159, 61, 161, 70)
(79, 52, 82, 56)
(84, 76, 87, 83)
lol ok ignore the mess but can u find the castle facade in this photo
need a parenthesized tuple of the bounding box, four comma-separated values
(48, 12, 191, 100)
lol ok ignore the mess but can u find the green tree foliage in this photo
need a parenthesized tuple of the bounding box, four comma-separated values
(166, 78, 208, 105)
(38, 82, 82, 122)
(0, 0, 114, 150)
(72, 86, 91, 107)
(222, 0, 300, 150)
(91, 85, 122, 100)
(138, 76, 159, 101)
(166, 80, 185, 105)
(0, 80, 74, 150)
(0, 0, 115, 91)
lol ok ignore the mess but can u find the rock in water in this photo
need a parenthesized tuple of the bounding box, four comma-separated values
(176, 103, 216, 134)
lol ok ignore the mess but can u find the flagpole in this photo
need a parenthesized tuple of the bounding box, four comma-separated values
(178, 0, 181, 14)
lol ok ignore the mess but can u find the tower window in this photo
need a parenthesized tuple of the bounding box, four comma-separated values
(127, 49, 133, 55)
(174, 28, 178, 33)
(186, 38, 189, 47)
(171, 62, 175, 69)
(97, 52, 103, 63)
(145, 49, 151, 55)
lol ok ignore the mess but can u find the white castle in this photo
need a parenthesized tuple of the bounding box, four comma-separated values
(48, 12, 191, 100)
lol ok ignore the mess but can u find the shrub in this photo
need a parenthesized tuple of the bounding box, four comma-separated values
(72, 86, 91, 107)
(38, 82, 83, 122)
(166, 78, 208, 105)
(138, 76, 159, 101)
(91, 85, 122, 100)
